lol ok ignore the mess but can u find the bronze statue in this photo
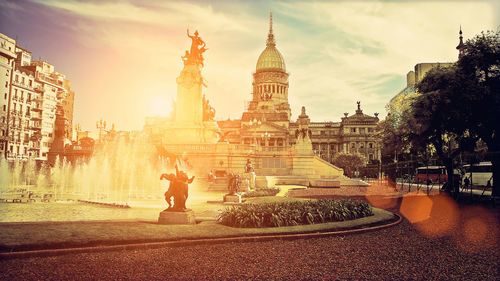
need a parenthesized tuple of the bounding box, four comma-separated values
(202, 94, 216, 121)
(186, 28, 207, 66)
(245, 159, 254, 173)
(216, 130, 233, 142)
(227, 173, 241, 195)
(160, 165, 195, 211)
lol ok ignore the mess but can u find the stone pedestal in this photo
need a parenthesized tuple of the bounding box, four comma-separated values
(223, 194, 242, 203)
(158, 209, 196, 225)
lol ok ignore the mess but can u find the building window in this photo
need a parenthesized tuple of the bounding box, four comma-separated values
(3, 105, 5, 111)
(360, 128, 365, 134)
(369, 143, 373, 149)
(351, 143, 356, 148)
(360, 143, 364, 149)
(369, 154, 373, 161)
(368, 128, 374, 133)
(277, 138, 283, 146)
(351, 128, 356, 133)
(15, 75, 19, 82)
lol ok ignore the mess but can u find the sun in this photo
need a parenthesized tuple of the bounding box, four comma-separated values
(150, 95, 173, 116)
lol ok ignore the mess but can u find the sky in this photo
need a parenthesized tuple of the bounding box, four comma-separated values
(0, 0, 499, 132)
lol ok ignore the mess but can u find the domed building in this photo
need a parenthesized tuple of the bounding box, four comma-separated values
(218, 13, 381, 173)
(145, 13, 381, 184)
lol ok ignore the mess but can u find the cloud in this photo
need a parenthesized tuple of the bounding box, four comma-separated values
(14, 0, 500, 129)
(276, 1, 497, 120)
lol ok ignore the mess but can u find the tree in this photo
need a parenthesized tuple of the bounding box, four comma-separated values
(412, 30, 500, 197)
(332, 153, 365, 178)
(413, 65, 478, 195)
(458, 30, 500, 197)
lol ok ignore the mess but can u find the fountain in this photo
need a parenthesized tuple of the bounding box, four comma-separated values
(0, 29, 224, 223)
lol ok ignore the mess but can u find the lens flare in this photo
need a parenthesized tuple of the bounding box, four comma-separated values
(364, 178, 398, 210)
(414, 194, 459, 238)
(453, 206, 499, 253)
(399, 192, 433, 223)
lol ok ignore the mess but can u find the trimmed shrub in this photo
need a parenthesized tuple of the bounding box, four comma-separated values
(217, 199, 373, 228)
(241, 188, 281, 198)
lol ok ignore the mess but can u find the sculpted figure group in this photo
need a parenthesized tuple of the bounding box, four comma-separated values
(295, 128, 312, 139)
(202, 94, 216, 121)
(227, 173, 241, 195)
(160, 165, 195, 212)
(182, 29, 207, 66)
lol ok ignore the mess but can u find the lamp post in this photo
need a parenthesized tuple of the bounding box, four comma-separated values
(75, 123, 81, 142)
(261, 131, 271, 147)
(96, 119, 106, 143)
(248, 118, 261, 146)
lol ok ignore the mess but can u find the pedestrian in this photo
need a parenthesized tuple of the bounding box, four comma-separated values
(463, 176, 470, 191)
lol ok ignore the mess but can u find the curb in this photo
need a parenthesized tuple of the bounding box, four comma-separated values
(0, 214, 402, 260)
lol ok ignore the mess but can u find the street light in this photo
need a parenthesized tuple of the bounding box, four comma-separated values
(248, 118, 261, 146)
(261, 131, 271, 147)
(96, 119, 106, 143)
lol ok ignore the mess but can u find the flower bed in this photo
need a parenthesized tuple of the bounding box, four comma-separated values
(241, 188, 281, 198)
(218, 199, 373, 228)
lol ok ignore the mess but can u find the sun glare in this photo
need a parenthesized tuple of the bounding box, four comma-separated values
(150, 95, 173, 116)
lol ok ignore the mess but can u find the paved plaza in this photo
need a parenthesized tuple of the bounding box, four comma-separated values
(0, 191, 498, 281)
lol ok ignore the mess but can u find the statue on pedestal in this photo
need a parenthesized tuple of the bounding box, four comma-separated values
(245, 159, 254, 173)
(186, 29, 207, 66)
(227, 173, 241, 195)
(202, 94, 216, 121)
(244, 159, 256, 189)
(160, 165, 195, 211)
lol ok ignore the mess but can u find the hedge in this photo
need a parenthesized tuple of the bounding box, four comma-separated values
(218, 199, 373, 228)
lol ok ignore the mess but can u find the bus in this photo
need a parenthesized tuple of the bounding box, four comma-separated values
(414, 166, 448, 184)
(462, 162, 493, 187)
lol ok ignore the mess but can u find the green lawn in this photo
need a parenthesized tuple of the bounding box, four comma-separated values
(0, 208, 395, 252)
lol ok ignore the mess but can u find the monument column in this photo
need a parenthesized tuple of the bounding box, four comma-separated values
(175, 64, 203, 126)
(163, 29, 219, 144)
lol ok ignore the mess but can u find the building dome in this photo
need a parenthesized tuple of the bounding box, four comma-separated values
(256, 12, 286, 72)
(256, 45, 286, 71)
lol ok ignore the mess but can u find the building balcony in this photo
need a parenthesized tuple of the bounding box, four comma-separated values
(31, 106, 43, 112)
(34, 85, 44, 92)
(12, 80, 34, 91)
